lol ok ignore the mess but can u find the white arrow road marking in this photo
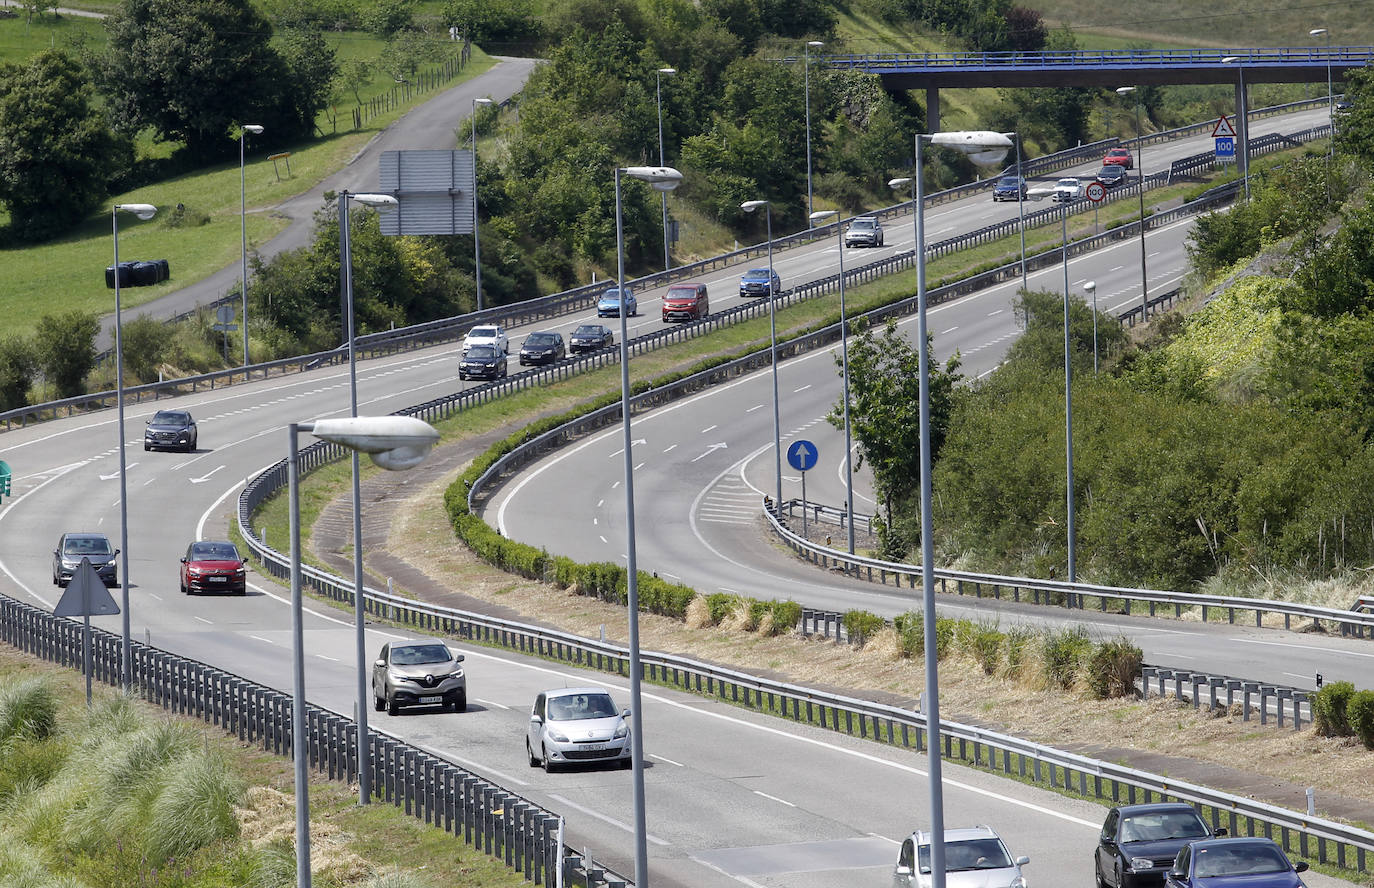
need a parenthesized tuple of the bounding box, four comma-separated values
(99, 462, 138, 480)
(609, 438, 647, 458)
(190, 465, 226, 484)
(691, 443, 727, 463)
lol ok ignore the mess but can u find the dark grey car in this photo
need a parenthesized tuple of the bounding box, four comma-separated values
(144, 409, 198, 452)
(569, 324, 614, 354)
(459, 344, 508, 380)
(1096, 803, 1222, 888)
(52, 532, 119, 587)
(372, 640, 466, 714)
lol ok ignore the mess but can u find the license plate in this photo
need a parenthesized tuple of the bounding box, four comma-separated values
(419, 696, 443, 704)
(208, 576, 227, 582)
(580, 743, 606, 751)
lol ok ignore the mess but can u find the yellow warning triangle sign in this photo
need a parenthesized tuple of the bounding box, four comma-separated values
(1213, 116, 1237, 137)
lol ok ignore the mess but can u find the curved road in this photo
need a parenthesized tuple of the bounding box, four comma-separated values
(95, 56, 541, 349)
(0, 107, 1358, 888)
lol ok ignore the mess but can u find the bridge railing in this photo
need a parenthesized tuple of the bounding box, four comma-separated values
(826, 48, 1374, 68)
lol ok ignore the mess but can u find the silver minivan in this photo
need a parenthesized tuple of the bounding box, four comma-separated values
(526, 686, 632, 772)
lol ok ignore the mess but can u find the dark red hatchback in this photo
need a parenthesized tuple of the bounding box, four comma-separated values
(180, 540, 247, 595)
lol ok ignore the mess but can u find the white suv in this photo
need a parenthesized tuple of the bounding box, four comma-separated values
(894, 825, 1029, 888)
(462, 324, 508, 355)
(845, 216, 885, 247)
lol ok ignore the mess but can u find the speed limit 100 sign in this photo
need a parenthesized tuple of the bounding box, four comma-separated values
(1085, 181, 1106, 203)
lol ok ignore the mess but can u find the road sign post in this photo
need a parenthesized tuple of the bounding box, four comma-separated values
(54, 558, 121, 705)
(787, 440, 819, 540)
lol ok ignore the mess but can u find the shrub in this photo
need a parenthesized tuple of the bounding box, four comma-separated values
(843, 610, 887, 647)
(704, 593, 735, 625)
(1310, 681, 1356, 737)
(0, 677, 58, 744)
(960, 623, 1004, 675)
(1001, 627, 1035, 681)
(1086, 638, 1143, 699)
(1348, 690, 1374, 750)
(766, 600, 802, 635)
(1042, 626, 1093, 690)
(893, 611, 923, 658)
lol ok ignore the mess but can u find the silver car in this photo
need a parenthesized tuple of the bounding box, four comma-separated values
(526, 686, 632, 772)
(894, 825, 1029, 888)
(372, 640, 466, 714)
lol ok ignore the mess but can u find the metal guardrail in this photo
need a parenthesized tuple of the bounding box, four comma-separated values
(0, 592, 587, 888)
(230, 480, 1374, 877)
(0, 102, 1325, 433)
(827, 48, 1374, 69)
(763, 506, 1374, 639)
(1140, 666, 1311, 730)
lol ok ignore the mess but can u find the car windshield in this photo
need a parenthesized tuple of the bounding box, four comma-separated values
(1059, 178, 1078, 186)
(1119, 811, 1209, 843)
(466, 345, 499, 358)
(526, 334, 558, 346)
(470, 327, 498, 338)
(65, 536, 112, 556)
(153, 411, 189, 425)
(746, 269, 770, 278)
(1193, 844, 1289, 877)
(851, 218, 877, 228)
(573, 326, 603, 337)
(919, 839, 1012, 873)
(547, 693, 618, 720)
(667, 287, 698, 298)
(392, 644, 453, 665)
(602, 289, 628, 300)
(999, 176, 1021, 185)
(190, 542, 239, 561)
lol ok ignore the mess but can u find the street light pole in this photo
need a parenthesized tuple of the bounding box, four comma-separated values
(239, 123, 263, 367)
(1059, 204, 1076, 586)
(912, 133, 947, 888)
(804, 40, 824, 223)
(742, 200, 781, 511)
(615, 164, 683, 888)
(1116, 86, 1149, 324)
(288, 416, 440, 888)
(338, 190, 399, 808)
(1219, 60, 1251, 201)
(1004, 132, 1028, 288)
(809, 208, 855, 555)
(656, 68, 677, 271)
(472, 97, 493, 312)
(112, 201, 156, 691)
(1310, 29, 1334, 159)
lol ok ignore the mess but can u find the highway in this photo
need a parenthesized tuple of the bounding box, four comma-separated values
(0, 103, 1360, 888)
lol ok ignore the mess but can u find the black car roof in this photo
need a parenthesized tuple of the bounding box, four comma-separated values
(1114, 802, 1200, 814)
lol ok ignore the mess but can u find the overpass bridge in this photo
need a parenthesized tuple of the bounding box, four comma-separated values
(820, 46, 1370, 177)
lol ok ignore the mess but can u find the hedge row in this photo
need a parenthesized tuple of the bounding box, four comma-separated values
(1311, 681, 1374, 748)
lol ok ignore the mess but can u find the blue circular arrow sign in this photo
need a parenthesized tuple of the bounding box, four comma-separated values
(787, 439, 819, 472)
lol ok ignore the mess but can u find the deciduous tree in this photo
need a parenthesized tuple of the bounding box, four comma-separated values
(35, 311, 99, 399)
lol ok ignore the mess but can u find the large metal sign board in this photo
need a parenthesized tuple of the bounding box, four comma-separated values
(377, 150, 474, 236)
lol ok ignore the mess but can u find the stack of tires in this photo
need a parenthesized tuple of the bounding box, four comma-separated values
(105, 259, 170, 288)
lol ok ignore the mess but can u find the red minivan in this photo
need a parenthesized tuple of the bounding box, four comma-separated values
(662, 282, 709, 322)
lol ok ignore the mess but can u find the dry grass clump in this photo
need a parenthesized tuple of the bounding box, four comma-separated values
(684, 595, 713, 629)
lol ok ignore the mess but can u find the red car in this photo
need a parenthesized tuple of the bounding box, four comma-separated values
(180, 540, 247, 594)
(1102, 147, 1134, 169)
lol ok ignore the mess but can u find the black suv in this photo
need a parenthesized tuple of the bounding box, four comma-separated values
(144, 410, 198, 452)
(53, 532, 119, 587)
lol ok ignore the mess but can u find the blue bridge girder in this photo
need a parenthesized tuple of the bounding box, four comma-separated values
(822, 47, 1374, 89)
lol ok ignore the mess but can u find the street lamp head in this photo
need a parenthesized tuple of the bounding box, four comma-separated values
(888, 177, 913, 189)
(1221, 56, 1241, 64)
(1116, 86, 1136, 95)
(115, 203, 157, 221)
(310, 416, 440, 471)
(349, 193, 399, 209)
(1025, 186, 1055, 201)
(741, 199, 768, 212)
(1084, 280, 1096, 293)
(475, 97, 494, 107)
(807, 40, 824, 47)
(621, 166, 683, 191)
(658, 67, 677, 75)
(930, 130, 1013, 166)
(1310, 27, 1328, 37)
(242, 124, 264, 134)
(809, 209, 837, 223)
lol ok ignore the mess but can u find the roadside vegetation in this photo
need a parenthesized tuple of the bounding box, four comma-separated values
(0, 652, 528, 888)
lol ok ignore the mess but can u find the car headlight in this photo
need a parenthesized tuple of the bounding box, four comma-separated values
(1130, 858, 1154, 872)
(547, 729, 569, 743)
(613, 721, 629, 739)
(188, 567, 204, 576)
